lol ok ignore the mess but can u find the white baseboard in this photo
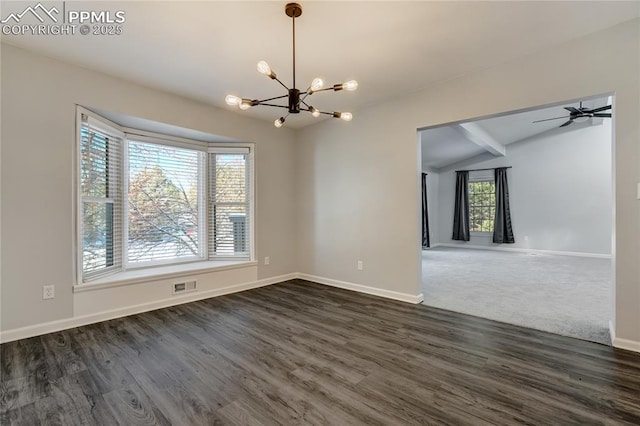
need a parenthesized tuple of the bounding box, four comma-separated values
(0, 273, 296, 344)
(433, 243, 611, 259)
(296, 273, 424, 304)
(613, 337, 640, 353)
(609, 321, 640, 353)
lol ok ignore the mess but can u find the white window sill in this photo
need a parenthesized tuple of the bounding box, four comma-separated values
(74, 260, 258, 293)
(470, 232, 493, 236)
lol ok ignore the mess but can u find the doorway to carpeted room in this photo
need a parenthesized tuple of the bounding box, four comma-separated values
(419, 96, 614, 344)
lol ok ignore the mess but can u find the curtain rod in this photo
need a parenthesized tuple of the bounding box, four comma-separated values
(455, 166, 512, 173)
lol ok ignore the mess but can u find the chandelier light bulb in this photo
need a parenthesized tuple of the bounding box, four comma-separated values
(333, 112, 353, 121)
(257, 60, 272, 75)
(239, 101, 251, 110)
(310, 107, 321, 118)
(311, 78, 324, 92)
(225, 95, 242, 106)
(274, 117, 285, 128)
(343, 80, 359, 91)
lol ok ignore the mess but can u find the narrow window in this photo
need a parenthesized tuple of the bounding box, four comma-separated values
(469, 180, 496, 232)
(79, 114, 123, 278)
(209, 149, 251, 259)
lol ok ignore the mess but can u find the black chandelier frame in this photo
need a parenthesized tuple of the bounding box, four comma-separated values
(226, 2, 356, 127)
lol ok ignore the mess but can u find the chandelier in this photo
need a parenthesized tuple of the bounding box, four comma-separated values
(225, 2, 358, 128)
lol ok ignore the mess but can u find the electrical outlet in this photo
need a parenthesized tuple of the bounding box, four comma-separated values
(357, 260, 363, 271)
(264, 256, 270, 265)
(43, 285, 55, 300)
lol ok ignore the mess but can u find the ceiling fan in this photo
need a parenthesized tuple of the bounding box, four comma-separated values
(533, 102, 612, 127)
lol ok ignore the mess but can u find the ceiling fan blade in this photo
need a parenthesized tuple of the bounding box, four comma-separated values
(593, 113, 612, 118)
(532, 115, 570, 123)
(564, 107, 580, 114)
(559, 120, 574, 127)
(588, 105, 612, 113)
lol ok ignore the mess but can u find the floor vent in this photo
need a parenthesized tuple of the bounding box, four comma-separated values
(173, 280, 197, 295)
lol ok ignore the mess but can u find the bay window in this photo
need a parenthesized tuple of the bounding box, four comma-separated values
(77, 108, 253, 283)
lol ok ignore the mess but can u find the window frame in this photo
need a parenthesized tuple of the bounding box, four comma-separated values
(468, 178, 496, 234)
(75, 107, 255, 285)
(208, 147, 254, 261)
(76, 108, 125, 282)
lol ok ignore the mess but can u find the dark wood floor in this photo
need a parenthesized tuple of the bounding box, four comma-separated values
(2, 280, 640, 425)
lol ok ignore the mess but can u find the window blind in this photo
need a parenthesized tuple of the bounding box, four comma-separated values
(126, 139, 205, 265)
(80, 115, 123, 279)
(209, 150, 250, 258)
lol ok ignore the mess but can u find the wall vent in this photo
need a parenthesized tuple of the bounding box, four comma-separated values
(173, 280, 197, 295)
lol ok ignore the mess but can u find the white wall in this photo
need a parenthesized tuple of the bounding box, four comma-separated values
(1, 44, 297, 332)
(296, 19, 640, 345)
(433, 119, 612, 255)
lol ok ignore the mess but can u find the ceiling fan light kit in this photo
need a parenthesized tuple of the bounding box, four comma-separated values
(533, 101, 612, 128)
(225, 2, 358, 128)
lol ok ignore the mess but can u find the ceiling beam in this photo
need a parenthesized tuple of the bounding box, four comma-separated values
(455, 122, 506, 157)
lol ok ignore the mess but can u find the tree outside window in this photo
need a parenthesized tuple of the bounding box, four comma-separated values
(469, 180, 496, 232)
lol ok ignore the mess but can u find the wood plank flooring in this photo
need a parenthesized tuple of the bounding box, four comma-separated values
(2, 279, 640, 425)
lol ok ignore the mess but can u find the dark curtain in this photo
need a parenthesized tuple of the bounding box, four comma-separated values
(452, 171, 470, 241)
(422, 173, 430, 248)
(493, 167, 515, 244)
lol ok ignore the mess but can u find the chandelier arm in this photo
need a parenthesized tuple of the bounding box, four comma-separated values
(273, 76, 290, 91)
(310, 87, 334, 93)
(298, 92, 311, 106)
(258, 103, 290, 109)
(300, 107, 333, 116)
(258, 94, 289, 103)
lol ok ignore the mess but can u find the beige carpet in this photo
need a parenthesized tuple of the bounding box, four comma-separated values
(422, 247, 612, 345)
